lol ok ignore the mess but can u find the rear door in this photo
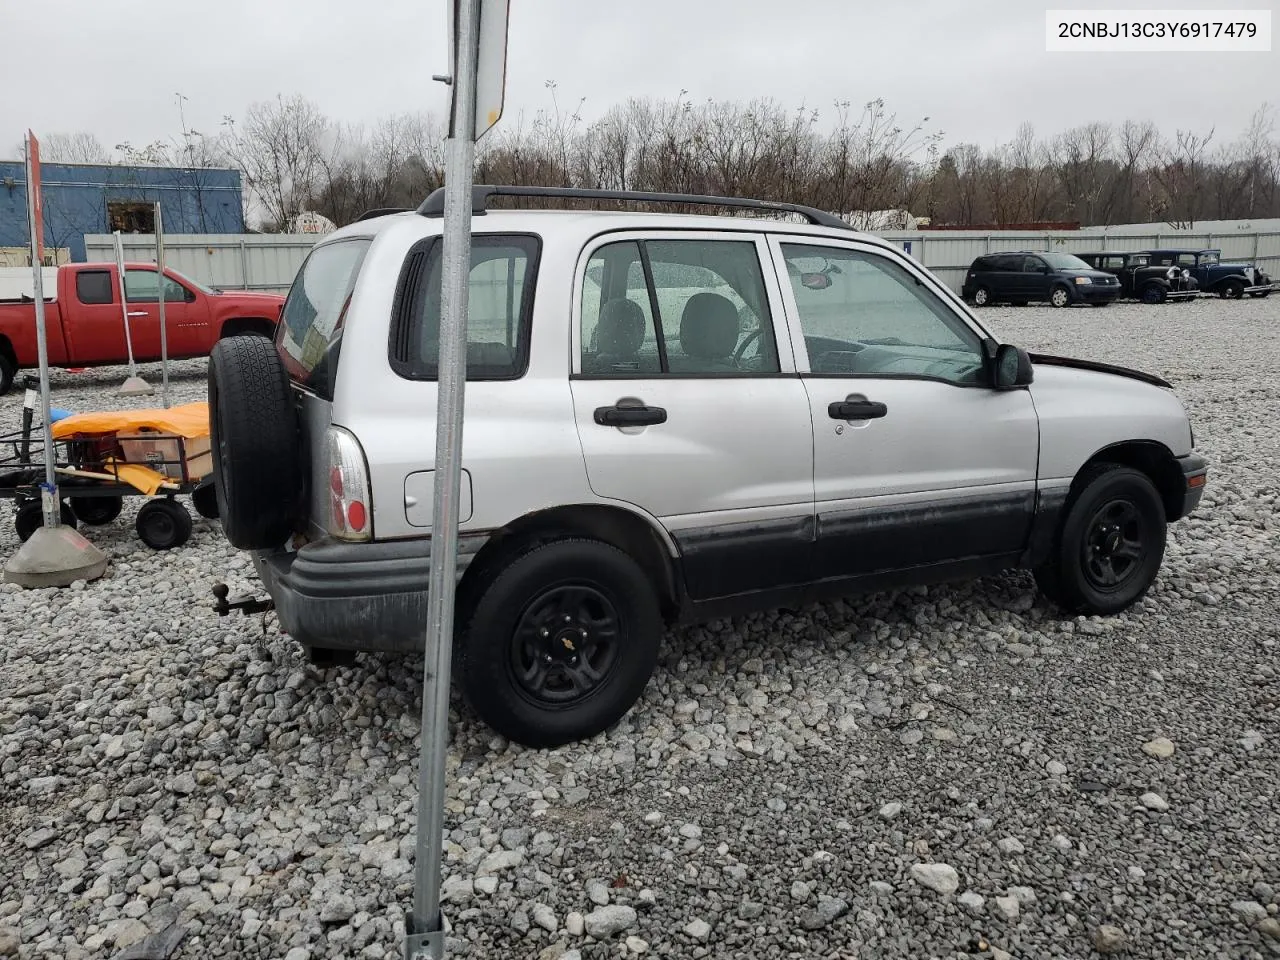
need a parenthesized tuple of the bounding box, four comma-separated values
(767, 235, 1039, 581)
(569, 230, 816, 601)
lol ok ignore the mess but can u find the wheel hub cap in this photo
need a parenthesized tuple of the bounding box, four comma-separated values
(513, 585, 621, 704)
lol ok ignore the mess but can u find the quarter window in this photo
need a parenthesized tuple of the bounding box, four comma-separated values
(580, 238, 778, 376)
(780, 243, 986, 386)
(75, 270, 113, 305)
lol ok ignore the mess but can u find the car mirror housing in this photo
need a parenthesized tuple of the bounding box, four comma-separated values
(994, 343, 1034, 389)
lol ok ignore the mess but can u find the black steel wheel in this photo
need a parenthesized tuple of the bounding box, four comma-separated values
(1141, 284, 1166, 304)
(71, 495, 123, 526)
(458, 538, 662, 747)
(15, 500, 77, 542)
(1034, 463, 1166, 615)
(1220, 279, 1244, 299)
(136, 498, 193, 550)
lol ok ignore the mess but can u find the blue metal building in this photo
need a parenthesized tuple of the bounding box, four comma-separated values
(0, 161, 245, 262)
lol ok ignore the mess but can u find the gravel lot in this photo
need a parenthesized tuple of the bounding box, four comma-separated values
(2, 295, 1278, 960)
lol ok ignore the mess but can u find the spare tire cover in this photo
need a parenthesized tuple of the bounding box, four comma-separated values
(208, 335, 302, 550)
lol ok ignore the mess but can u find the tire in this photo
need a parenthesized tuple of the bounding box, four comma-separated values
(1033, 464, 1167, 616)
(1249, 290, 1271, 299)
(0, 351, 15, 396)
(71, 495, 123, 526)
(136, 499, 193, 550)
(458, 538, 663, 748)
(1050, 286, 1072, 308)
(1219, 280, 1244, 299)
(208, 335, 301, 550)
(307, 647, 357, 668)
(972, 287, 992, 307)
(15, 500, 76, 541)
(1140, 283, 1166, 305)
(191, 480, 219, 520)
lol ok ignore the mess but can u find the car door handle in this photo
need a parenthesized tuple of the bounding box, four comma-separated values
(594, 403, 667, 427)
(127, 310, 148, 317)
(828, 395, 888, 420)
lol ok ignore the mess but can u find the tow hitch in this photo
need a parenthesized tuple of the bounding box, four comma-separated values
(211, 582, 275, 617)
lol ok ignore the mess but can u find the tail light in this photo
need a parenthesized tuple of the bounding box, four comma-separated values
(326, 425, 371, 541)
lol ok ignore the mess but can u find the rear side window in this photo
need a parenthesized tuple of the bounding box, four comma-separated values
(390, 234, 540, 381)
(278, 238, 371, 385)
(75, 271, 113, 305)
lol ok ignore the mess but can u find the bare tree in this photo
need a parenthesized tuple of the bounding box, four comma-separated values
(33, 132, 111, 164)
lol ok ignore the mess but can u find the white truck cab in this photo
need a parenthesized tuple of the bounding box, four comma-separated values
(208, 186, 1206, 748)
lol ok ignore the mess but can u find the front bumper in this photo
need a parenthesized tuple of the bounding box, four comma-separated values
(1176, 452, 1207, 520)
(251, 534, 489, 652)
(1077, 284, 1121, 303)
(1245, 280, 1277, 294)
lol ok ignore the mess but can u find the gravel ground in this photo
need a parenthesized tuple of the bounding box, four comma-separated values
(2, 295, 1278, 960)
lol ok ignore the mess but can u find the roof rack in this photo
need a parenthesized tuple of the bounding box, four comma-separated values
(415, 184, 855, 231)
(355, 207, 412, 222)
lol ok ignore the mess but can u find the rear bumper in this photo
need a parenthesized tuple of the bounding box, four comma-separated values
(251, 533, 489, 652)
(1176, 452, 1208, 520)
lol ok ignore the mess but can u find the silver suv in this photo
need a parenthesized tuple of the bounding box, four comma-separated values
(208, 185, 1207, 748)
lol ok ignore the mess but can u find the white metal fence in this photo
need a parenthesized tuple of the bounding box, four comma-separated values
(86, 225, 1280, 297)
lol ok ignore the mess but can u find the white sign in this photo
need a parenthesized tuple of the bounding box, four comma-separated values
(447, 0, 510, 140)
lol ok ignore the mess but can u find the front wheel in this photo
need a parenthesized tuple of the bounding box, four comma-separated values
(458, 538, 663, 748)
(1140, 283, 1166, 304)
(1249, 290, 1271, 299)
(1034, 464, 1166, 615)
(136, 499, 193, 550)
(1050, 286, 1071, 308)
(0, 353, 15, 396)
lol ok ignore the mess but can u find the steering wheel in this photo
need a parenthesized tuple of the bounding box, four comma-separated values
(733, 328, 761, 363)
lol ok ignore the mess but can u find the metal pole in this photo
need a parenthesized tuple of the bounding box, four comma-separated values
(155, 203, 171, 408)
(113, 232, 138, 378)
(407, 0, 479, 957)
(25, 135, 59, 528)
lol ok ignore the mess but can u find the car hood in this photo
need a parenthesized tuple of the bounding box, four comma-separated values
(213, 291, 286, 307)
(1028, 352, 1171, 388)
(1074, 269, 1120, 282)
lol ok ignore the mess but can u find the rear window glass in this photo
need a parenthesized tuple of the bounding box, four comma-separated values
(278, 238, 371, 383)
(75, 270, 113, 305)
(390, 234, 540, 381)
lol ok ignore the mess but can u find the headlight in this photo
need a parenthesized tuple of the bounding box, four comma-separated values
(1181, 268, 1190, 279)
(1167, 267, 1180, 280)
(1074, 276, 1092, 285)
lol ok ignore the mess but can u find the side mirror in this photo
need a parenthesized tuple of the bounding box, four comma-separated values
(994, 343, 1034, 389)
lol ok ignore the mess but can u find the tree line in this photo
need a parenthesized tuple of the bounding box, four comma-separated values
(27, 91, 1280, 231)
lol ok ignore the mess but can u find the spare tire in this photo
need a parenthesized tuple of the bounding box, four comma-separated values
(208, 335, 302, 549)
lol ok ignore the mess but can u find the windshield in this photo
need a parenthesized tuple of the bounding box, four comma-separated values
(1042, 253, 1092, 270)
(1199, 251, 1220, 264)
(169, 268, 215, 295)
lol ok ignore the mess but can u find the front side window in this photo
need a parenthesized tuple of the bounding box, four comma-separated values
(1104, 256, 1127, 270)
(580, 237, 778, 376)
(391, 234, 539, 380)
(123, 269, 188, 303)
(780, 243, 986, 386)
(1022, 255, 1046, 273)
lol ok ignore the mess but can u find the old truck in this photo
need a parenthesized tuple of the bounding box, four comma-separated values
(0, 262, 285, 394)
(1138, 248, 1276, 299)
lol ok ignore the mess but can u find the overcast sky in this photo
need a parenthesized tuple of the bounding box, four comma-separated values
(2, 0, 1276, 160)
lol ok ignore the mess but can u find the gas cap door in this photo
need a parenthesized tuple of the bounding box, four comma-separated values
(404, 469, 474, 527)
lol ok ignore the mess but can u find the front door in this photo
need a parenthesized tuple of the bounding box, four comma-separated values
(768, 236, 1040, 582)
(1021, 254, 1051, 301)
(123, 267, 210, 360)
(570, 231, 816, 601)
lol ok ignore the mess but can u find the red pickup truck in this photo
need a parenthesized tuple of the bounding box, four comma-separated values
(0, 262, 285, 395)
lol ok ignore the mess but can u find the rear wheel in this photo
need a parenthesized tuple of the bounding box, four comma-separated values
(15, 500, 76, 541)
(191, 480, 219, 520)
(458, 538, 663, 748)
(0, 352, 15, 396)
(1050, 286, 1071, 308)
(71, 495, 123, 526)
(972, 287, 992, 307)
(136, 499, 193, 550)
(1034, 464, 1166, 615)
(1220, 279, 1244, 299)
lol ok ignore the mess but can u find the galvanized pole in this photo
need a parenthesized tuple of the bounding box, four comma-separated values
(406, 0, 479, 957)
(155, 202, 171, 408)
(25, 134, 59, 529)
(113, 232, 139, 378)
